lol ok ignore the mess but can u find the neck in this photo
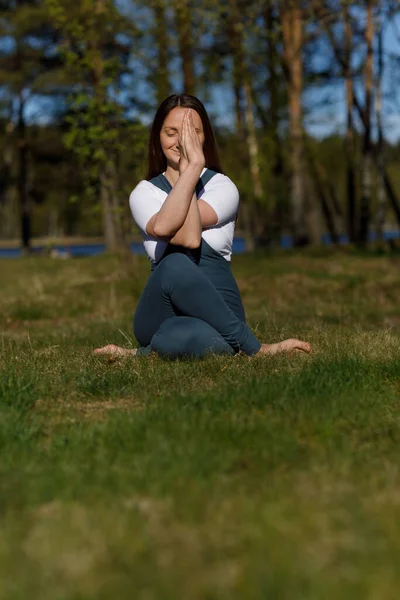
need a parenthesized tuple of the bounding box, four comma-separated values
(164, 163, 206, 186)
(164, 164, 180, 186)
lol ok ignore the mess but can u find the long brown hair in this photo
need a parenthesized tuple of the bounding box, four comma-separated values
(145, 94, 223, 180)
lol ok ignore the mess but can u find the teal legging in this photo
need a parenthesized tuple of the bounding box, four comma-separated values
(133, 252, 261, 358)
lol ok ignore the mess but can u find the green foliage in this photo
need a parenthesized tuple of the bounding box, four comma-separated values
(45, 0, 135, 205)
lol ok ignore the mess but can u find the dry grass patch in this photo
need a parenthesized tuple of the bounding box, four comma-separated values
(35, 397, 142, 427)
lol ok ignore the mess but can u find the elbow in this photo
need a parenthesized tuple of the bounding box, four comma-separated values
(187, 237, 201, 249)
(169, 235, 201, 249)
(153, 221, 175, 238)
(183, 236, 202, 249)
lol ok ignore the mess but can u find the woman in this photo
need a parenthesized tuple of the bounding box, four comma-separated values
(94, 94, 311, 358)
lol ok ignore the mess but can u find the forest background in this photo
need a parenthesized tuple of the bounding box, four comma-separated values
(0, 0, 400, 253)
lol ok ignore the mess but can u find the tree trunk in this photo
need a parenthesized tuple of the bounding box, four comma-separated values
(173, 0, 194, 94)
(225, 8, 254, 250)
(243, 81, 263, 202)
(265, 1, 286, 244)
(327, 179, 345, 220)
(101, 171, 116, 251)
(281, 1, 307, 246)
(93, 0, 126, 252)
(359, 0, 374, 246)
(100, 163, 125, 252)
(17, 96, 31, 253)
(227, 0, 264, 251)
(233, 82, 244, 140)
(14, 2, 30, 252)
(344, 1, 357, 243)
(383, 171, 400, 228)
(0, 116, 15, 238)
(375, 12, 387, 240)
(243, 78, 266, 247)
(154, 0, 170, 105)
(305, 139, 339, 244)
(229, 16, 245, 139)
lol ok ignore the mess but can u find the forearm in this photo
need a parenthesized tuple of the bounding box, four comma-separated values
(152, 162, 203, 237)
(169, 192, 202, 248)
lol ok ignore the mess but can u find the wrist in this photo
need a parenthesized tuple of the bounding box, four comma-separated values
(187, 159, 205, 172)
(179, 163, 188, 175)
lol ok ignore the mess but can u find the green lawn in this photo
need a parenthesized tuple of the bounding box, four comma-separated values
(1, 249, 400, 599)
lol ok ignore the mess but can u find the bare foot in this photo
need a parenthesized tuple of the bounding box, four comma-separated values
(93, 344, 137, 357)
(256, 338, 311, 356)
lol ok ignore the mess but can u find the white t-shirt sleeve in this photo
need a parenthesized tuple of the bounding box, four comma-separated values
(199, 174, 239, 225)
(129, 180, 161, 233)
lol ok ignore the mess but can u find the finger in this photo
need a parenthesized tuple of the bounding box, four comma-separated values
(183, 110, 190, 137)
(182, 110, 190, 135)
(179, 111, 188, 148)
(189, 111, 200, 141)
(188, 110, 196, 134)
(188, 112, 200, 146)
(185, 110, 194, 138)
(181, 110, 191, 150)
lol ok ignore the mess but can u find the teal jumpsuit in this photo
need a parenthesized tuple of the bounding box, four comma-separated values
(133, 170, 261, 358)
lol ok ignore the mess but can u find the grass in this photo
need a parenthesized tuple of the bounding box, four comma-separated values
(0, 249, 400, 599)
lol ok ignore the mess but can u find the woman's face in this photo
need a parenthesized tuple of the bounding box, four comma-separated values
(160, 107, 205, 168)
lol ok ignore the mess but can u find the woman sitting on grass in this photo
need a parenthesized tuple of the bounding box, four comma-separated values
(94, 94, 311, 359)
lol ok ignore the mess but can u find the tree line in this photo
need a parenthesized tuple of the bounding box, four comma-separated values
(0, 0, 399, 252)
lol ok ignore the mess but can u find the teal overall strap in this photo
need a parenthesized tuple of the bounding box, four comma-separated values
(149, 169, 218, 195)
(195, 169, 218, 196)
(149, 174, 170, 194)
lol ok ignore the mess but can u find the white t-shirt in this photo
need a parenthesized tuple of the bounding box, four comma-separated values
(129, 168, 239, 265)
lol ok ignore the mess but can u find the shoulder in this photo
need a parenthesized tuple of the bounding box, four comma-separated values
(205, 172, 239, 195)
(129, 179, 161, 206)
(203, 172, 239, 205)
(130, 179, 156, 197)
(207, 171, 237, 187)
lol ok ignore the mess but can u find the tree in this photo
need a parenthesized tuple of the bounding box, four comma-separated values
(280, 0, 308, 245)
(152, 0, 170, 105)
(358, 0, 374, 246)
(264, 1, 287, 243)
(225, 0, 264, 249)
(0, 0, 63, 251)
(344, 0, 357, 242)
(46, 0, 135, 251)
(173, 0, 195, 94)
(312, 0, 400, 244)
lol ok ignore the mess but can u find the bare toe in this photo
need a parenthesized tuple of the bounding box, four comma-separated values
(286, 339, 311, 353)
(93, 344, 136, 357)
(93, 344, 118, 356)
(258, 338, 312, 356)
(280, 339, 312, 353)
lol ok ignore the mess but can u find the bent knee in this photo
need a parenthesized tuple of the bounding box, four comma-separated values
(151, 317, 234, 358)
(157, 252, 200, 290)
